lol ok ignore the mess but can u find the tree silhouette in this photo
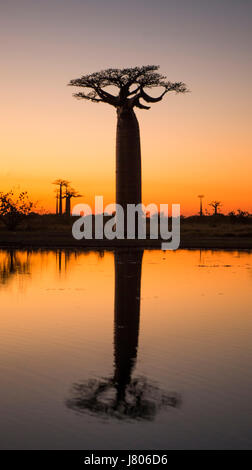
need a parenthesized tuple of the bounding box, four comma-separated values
(53, 180, 69, 215)
(69, 66, 187, 224)
(236, 209, 250, 218)
(198, 195, 204, 217)
(66, 250, 181, 420)
(0, 191, 34, 230)
(55, 189, 59, 215)
(209, 200, 222, 215)
(64, 185, 82, 216)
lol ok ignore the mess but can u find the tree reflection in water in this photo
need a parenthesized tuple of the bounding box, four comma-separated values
(0, 249, 30, 285)
(66, 250, 181, 421)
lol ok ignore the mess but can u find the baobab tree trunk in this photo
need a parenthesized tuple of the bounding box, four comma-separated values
(116, 107, 142, 213)
(56, 192, 58, 215)
(65, 196, 71, 216)
(59, 185, 62, 216)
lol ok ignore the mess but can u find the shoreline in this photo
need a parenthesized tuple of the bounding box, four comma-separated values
(0, 232, 251, 250)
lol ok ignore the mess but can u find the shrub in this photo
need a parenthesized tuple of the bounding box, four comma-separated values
(0, 191, 34, 230)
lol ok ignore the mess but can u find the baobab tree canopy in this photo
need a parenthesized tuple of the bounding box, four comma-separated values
(68, 65, 188, 110)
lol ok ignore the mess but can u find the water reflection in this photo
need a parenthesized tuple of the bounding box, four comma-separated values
(66, 250, 181, 421)
(0, 249, 30, 285)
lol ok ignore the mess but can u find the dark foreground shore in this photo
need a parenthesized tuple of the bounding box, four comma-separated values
(0, 215, 251, 250)
(0, 231, 251, 250)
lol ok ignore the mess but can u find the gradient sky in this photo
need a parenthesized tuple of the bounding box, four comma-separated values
(1, 0, 251, 214)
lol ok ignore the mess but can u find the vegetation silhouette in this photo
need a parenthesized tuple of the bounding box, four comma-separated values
(0, 191, 34, 230)
(53, 179, 69, 216)
(69, 66, 187, 225)
(55, 188, 60, 215)
(0, 186, 251, 247)
(198, 195, 204, 217)
(209, 200, 222, 215)
(53, 180, 81, 216)
(64, 185, 82, 216)
(66, 250, 181, 420)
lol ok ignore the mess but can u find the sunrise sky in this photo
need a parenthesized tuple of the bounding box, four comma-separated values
(1, 0, 251, 215)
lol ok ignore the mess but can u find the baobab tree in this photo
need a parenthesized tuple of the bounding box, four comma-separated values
(198, 195, 204, 217)
(209, 200, 222, 215)
(55, 189, 59, 215)
(53, 179, 69, 215)
(64, 186, 82, 216)
(69, 66, 188, 225)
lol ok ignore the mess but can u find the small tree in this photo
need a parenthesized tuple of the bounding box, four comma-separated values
(237, 209, 250, 218)
(209, 200, 222, 215)
(0, 191, 34, 230)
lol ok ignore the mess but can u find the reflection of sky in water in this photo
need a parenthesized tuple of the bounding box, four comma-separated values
(0, 249, 251, 449)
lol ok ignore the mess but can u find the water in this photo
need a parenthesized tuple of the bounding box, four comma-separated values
(0, 248, 252, 449)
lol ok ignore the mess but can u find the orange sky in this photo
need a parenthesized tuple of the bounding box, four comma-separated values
(1, 0, 251, 215)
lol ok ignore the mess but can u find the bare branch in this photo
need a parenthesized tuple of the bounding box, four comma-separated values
(135, 99, 151, 110)
(140, 88, 167, 103)
(95, 86, 118, 105)
(73, 92, 103, 102)
(127, 86, 141, 96)
(68, 66, 188, 110)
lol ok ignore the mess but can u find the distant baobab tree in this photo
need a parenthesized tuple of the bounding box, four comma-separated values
(209, 200, 222, 215)
(55, 189, 59, 215)
(53, 179, 69, 215)
(64, 186, 82, 216)
(69, 66, 188, 226)
(198, 195, 204, 217)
